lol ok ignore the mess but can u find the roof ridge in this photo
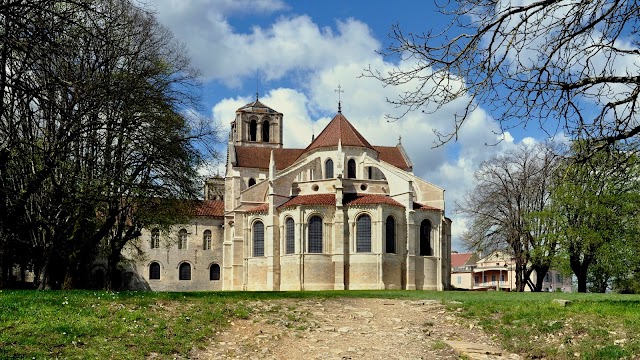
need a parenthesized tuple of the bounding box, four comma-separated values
(301, 112, 376, 156)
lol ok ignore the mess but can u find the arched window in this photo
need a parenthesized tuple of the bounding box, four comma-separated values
(249, 119, 257, 141)
(308, 216, 323, 253)
(347, 159, 356, 178)
(150, 228, 160, 249)
(178, 229, 187, 249)
(356, 214, 371, 252)
(325, 159, 334, 179)
(248, 178, 256, 187)
(419, 220, 432, 256)
(253, 221, 264, 257)
(262, 120, 270, 142)
(285, 217, 295, 254)
(386, 216, 396, 253)
(179, 262, 191, 280)
(210, 263, 221, 281)
(203, 230, 212, 250)
(149, 262, 160, 280)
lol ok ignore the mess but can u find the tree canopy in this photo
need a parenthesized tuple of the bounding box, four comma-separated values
(0, 0, 219, 289)
(367, 0, 640, 153)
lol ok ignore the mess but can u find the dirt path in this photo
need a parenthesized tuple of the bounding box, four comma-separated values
(193, 298, 516, 359)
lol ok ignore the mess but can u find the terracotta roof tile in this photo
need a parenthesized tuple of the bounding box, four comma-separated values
(192, 200, 224, 217)
(278, 194, 404, 209)
(246, 203, 269, 214)
(375, 146, 411, 170)
(303, 113, 375, 154)
(413, 202, 442, 211)
(235, 146, 304, 170)
(451, 253, 476, 268)
(278, 194, 336, 208)
(343, 194, 405, 207)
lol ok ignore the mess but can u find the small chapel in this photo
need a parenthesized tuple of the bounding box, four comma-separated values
(130, 97, 452, 291)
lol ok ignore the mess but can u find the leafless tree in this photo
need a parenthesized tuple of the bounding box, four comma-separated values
(457, 142, 560, 291)
(365, 0, 640, 153)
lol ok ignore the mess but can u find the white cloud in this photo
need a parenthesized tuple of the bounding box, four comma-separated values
(161, 2, 546, 251)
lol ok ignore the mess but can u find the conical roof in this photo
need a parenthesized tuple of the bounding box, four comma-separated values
(303, 112, 376, 153)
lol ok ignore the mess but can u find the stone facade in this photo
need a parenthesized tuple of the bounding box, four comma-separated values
(130, 98, 452, 291)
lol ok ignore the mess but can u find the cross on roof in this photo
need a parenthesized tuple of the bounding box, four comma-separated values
(335, 85, 344, 113)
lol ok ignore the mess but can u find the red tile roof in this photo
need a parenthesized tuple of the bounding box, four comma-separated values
(278, 194, 404, 209)
(451, 253, 476, 268)
(343, 194, 405, 207)
(235, 147, 304, 170)
(246, 203, 269, 214)
(375, 146, 411, 170)
(303, 112, 376, 154)
(192, 200, 224, 217)
(278, 194, 336, 208)
(413, 202, 442, 211)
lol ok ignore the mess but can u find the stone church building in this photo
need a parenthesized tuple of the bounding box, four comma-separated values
(130, 98, 452, 291)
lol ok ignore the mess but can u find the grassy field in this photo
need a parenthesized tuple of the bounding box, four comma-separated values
(1, 290, 639, 359)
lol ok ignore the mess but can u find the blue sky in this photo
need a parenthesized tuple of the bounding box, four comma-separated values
(152, 0, 543, 251)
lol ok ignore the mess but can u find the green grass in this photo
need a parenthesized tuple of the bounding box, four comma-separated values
(1, 290, 639, 359)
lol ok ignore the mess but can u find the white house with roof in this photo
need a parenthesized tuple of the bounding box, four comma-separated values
(132, 97, 452, 291)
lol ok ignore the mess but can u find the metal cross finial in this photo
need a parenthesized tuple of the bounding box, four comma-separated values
(335, 85, 344, 113)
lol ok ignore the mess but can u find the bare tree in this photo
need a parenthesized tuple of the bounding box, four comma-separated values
(457, 142, 560, 291)
(365, 1, 640, 153)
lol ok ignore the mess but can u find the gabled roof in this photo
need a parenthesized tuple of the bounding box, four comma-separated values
(451, 253, 476, 268)
(303, 112, 376, 154)
(413, 202, 442, 211)
(375, 145, 412, 170)
(237, 99, 281, 114)
(234, 147, 304, 170)
(191, 200, 224, 217)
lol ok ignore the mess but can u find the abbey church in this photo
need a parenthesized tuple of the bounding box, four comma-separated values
(129, 98, 452, 291)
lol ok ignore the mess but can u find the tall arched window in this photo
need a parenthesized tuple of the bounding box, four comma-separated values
(420, 220, 432, 256)
(253, 221, 264, 257)
(210, 263, 221, 281)
(356, 214, 371, 252)
(249, 119, 257, 141)
(285, 217, 295, 254)
(347, 159, 356, 178)
(248, 178, 256, 187)
(178, 229, 187, 249)
(150, 228, 160, 249)
(149, 262, 160, 280)
(203, 230, 212, 250)
(308, 216, 323, 253)
(179, 262, 191, 280)
(262, 120, 270, 142)
(386, 216, 396, 253)
(325, 159, 334, 179)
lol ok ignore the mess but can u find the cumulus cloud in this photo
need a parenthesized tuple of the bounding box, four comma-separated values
(157, 1, 544, 251)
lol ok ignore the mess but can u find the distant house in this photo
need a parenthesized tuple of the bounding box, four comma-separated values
(451, 251, 572, 292)
(451, 252, 478, 289)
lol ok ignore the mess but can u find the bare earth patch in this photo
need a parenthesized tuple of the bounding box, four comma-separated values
(192, 297, 519, 359)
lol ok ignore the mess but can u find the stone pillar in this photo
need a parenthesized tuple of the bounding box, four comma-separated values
(333, 176, 346, 290)
(405, 211, 416, 290)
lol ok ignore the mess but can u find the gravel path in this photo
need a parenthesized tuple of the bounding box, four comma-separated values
(193, 297, 515, 359)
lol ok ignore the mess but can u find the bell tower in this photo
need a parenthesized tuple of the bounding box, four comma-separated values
(230, 97, 283, 149)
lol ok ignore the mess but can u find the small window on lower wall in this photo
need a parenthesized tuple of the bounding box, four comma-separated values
(356, 214, 371, 252)
(179, 262, 191, 280)
(149, 262, 160, 280)
(210, 263, 221, 281)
